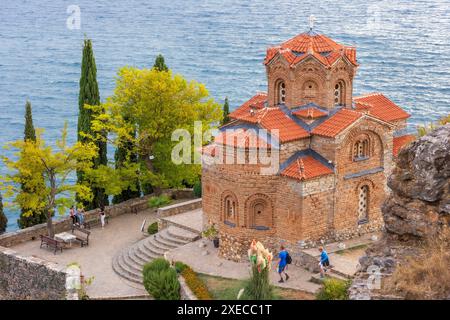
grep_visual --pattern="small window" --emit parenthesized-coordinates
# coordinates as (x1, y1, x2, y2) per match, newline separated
(225, 197, 235, 219)
(277, 81, 286, 104)
(334, 81, 345, 106)
(304, 81, 317, 98)
(353, 139, 369, 160)
(358, 185, 369, 224)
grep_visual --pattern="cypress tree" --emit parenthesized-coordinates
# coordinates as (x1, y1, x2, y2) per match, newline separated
(17, 101, 47, 229)
(222, 97, 230, 125)
(77, 38, 108, 210)
(0, 192, 7, 234)
(153, 54, 168, 72)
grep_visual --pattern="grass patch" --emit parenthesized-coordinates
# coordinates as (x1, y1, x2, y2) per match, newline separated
(148, 195, 172, 208)
(316, 278, 351, 300)
(197, 273, 314, 300)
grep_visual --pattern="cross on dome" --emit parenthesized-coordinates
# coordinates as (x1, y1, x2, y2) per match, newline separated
(309, 15, 316, 31)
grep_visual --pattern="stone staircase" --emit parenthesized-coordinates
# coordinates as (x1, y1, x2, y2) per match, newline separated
(112, 226, 200, 284)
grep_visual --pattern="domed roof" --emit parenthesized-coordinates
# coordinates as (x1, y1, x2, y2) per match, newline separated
(264, 30, 357, 68)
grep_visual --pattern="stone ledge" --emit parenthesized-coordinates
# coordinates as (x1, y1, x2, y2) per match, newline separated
(157, 198, 202, 218)
(179, 274, 198, 300)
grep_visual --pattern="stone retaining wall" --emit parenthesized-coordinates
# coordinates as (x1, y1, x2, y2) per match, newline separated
(0, 195, 152, 248)
(157, 198, 202, 219)
(0, 246, 72, 300)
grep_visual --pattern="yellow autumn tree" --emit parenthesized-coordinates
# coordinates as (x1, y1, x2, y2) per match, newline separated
(0, 122, 97, 237)
(87, 67, 222, 193)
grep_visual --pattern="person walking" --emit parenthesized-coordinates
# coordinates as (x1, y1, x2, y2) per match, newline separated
(78, 207, 85, 228)
(277, 245, 290, 283)
(318, 246, 330, 278)
(99, 205, 106, 229)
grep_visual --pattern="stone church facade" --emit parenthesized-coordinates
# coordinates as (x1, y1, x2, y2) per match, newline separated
(201, 29, 414, 261)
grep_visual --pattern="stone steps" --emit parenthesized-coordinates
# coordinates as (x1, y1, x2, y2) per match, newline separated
(112, 226, 199, 285)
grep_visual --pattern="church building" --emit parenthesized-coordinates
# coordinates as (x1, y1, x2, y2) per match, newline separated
(201, 27, 414, 261)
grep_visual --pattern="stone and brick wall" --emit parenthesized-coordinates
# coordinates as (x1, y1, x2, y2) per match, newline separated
(0, 189, 194, 248)
(266, 58, 356, 109)
(0, 246, 71, 300)
(0, 195, 150, 248)
(202, 116, 394, 262)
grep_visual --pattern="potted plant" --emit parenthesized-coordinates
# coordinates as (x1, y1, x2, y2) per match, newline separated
(202, 223, 219, 248)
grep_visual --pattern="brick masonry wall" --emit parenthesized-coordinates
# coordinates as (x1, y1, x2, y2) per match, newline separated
(266, 58, 356, 109)
(0, 246, 70, 300)
(203, 116, 394, 261)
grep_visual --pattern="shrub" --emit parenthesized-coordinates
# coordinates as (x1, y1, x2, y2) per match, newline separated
(147, 222, 158, 235)
(148, 195, 172, 208)
(244, 265, 274, 300)
(316, 278, 351, 300)
(181, 265, 212, 300)
(174, 261, 188, 273)
(193, 180, 202, 198)
(142, 258, 180, 300)
(143, 258, 170, 274)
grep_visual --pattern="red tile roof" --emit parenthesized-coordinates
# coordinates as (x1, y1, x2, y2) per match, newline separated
(280, 155, 333, 181)
(213, 129, 271, 149)
(293, 107, 327, 119)
(230, 95, 309, 143)
(265, 31, 357, 68)
(311, 108, 363, 137)
(354, 93, 410, 122)
(393, 134, 415, 157)
(229, 93, 267, 120)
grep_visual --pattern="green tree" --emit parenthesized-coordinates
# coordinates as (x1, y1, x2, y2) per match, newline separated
(153, 54, 169, 72)
(0, 192, 7, 234)
(18, 101, 47, 228)
(112, 134, 141, 204)
(139, 53, 169, 195)
(222, 97, 230, 125)
(77, 38, 108, 210)
(88, 67, 222, 195)
(0, 123, 97, 237)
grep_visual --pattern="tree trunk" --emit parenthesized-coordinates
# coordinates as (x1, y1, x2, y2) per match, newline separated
(143, 153, 161, 195)
(46, 211, 54, 238)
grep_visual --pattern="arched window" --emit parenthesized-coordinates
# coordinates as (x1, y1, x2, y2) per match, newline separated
(277, 80, 286, 104)
(353, 139, 370, 160)
(358, 185, 369, 224)
(221, 191, 238, 227)
(334, 80, 345, 106)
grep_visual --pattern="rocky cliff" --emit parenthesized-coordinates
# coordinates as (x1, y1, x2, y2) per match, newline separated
(349, 124, 450, 300)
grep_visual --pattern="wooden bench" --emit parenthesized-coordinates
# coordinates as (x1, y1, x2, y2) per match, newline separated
(71, 226, 91, 247)
(40, 235, 63, 254)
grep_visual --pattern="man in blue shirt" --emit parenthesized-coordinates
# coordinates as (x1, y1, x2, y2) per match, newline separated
(277, 245, 290, 283)
(319, 247, 330, 278)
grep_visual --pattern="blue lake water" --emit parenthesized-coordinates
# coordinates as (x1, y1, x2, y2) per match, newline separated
(1, 0, 449, 231)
